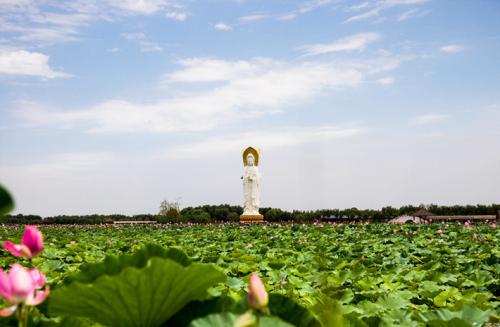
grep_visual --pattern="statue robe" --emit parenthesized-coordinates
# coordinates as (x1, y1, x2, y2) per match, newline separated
(243, 165, 260, 215)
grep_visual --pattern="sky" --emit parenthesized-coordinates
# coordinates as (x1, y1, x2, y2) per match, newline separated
(1, 0, 500, 216)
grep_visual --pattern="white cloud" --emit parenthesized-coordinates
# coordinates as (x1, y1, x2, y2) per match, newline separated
(439, 44, 464, 54)
(106, 0, 176, 15)
(344, 0, 431, 23)
(121, 32, 146, 40)
(297, 0, 332, 13)
(0, 49, 69, 78)
(18, 56, 380, 133)
(164, 57, 274, 82)
(238, 14, 268, 23)
(344, 7, 382, 23)
(279, 0, 332, 20)
(140, 41, 162, 52)
(397, 8, 415, 21)
(278, 14, 297, 21)
(0, 0, 185, 48)
(169, 125, 365, 157)
(165, 11, 187, 21)
(300, 32, 381, 56)
(383, 0, 430, 5)
(214, 22, 232, 31)
(16, 43, 405, 133)
(122, 32, 162, 52)
(349, 2, 371, 11)
(376, 76, 394, 85)
(397, 8, 431, 21)
(411, 113, 449, 124)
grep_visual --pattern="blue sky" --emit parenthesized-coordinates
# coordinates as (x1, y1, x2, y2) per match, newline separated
(1, 0, 500, 216)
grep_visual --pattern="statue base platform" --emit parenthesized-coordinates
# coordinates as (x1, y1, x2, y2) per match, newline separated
(240, 214, 264, 223)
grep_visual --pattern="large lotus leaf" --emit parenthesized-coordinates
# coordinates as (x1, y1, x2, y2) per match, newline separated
(0, 184, 14, 216)
(165, 296, 247, 326)
(268, 294, 321, 327)
(418, 305, 491, 326)
(49, 258, 226, 327)
(188, 313, 294, 327)
(66, 244, 190, 284)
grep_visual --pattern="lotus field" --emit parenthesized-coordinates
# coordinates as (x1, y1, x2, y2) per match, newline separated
(0, 222, 498, 326)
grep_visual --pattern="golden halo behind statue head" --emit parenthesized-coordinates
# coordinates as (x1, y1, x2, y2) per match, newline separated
(242, 146, 260, 166)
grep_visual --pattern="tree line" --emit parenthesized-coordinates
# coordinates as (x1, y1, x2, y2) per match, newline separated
(2, 203, 500, 224)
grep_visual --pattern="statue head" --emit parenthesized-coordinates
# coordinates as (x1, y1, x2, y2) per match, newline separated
(242, 146, 260, 167)
(247, 154, 255, 166)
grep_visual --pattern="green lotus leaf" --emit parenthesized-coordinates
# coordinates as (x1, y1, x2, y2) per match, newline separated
(188, 312, 294, 327)
(49, 257, 226, 327)
(268, 294, 321, 327)
(0, 184, 14, 216)
(165, 296, 246, 326)
(418, 305, 491, 326)
(66, 244, 191, 284)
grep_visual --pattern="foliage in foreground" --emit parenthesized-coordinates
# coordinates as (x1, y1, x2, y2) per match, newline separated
(0, 222, 497, 326)
(0, 184, 498, 326)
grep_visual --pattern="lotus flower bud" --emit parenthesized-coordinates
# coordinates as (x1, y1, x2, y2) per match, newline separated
(3, 226, 43, 258)
(247, 273, 268, 311)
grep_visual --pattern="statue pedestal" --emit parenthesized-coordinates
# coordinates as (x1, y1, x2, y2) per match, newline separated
(240, 214, 264, 223)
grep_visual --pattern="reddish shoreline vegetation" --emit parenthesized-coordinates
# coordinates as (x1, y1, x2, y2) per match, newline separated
(0, 184, 499, 326)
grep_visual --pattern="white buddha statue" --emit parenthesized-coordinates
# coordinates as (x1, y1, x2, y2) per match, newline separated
(242, 153, 261, 215)
(240, 147, 263, 222)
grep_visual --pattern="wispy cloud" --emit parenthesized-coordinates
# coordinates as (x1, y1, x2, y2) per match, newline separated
(397, 8, 431, 21)
(344, 0, 431, 23)
(165, 11, 188, 21)
(300, 32, 381, 56)
(121, 32, 146, 40)
(238, 14, 268, 23)
(348, 2, 371, 11)
(121, 32, 162, 53)
(278, 0, 332, 21)
(140, 41, 163, 52)
(376, 76, 394, 85)
(104, 0, 181, 15)
(164, 58, 274, 82)
(169, 125, 366, 157)
(18, 51, 403, 133)
(439, 44, 464, 54)
(345, 7, 382, 23)
(214, 22, 232, 31)
(0, 49, 70, 78)
(411, 113, 449, 124)
(0, 0, 186, 48)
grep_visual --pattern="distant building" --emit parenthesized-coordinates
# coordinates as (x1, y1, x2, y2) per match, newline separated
(412, 209, 434, 219)
(427, 215, 496, 222)
(413, 208, 498, 223)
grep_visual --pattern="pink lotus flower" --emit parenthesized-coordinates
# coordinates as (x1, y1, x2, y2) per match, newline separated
(3, 226, 44, 258)
(0, 264, 50, 317)
(248, 273, 268, 311)
(472, 232, 477, 240)
(437, 229, 443, 237)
